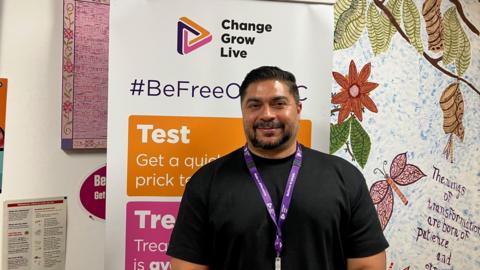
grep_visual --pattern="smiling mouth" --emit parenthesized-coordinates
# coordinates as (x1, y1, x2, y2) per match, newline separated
(255, 127, 281, 137)
(257, 128, 277, 133)
(254, 121, 283, 129)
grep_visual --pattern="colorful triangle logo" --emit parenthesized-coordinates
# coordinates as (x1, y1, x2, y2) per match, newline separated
(177, 17, 212, 55)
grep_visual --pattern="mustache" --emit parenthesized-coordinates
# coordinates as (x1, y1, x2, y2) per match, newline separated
(253, 120, 284, 129)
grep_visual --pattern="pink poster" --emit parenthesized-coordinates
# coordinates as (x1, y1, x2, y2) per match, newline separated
(79, 165, 106, 220)
(125, 202, 179, 270)
(62, 0, 109, 149)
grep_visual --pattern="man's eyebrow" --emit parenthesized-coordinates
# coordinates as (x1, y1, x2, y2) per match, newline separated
(245, 96, 289, 103)
(271, 96, 289, 102)
(245, 97, 261, 103)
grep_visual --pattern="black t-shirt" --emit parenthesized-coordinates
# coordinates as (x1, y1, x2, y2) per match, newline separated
(167, 145, 388, 270)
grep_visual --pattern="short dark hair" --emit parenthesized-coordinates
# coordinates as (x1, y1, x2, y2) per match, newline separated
(239, 66, 299, 103)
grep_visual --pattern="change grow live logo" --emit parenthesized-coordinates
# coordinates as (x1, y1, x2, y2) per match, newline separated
(177, 17, 212, 55)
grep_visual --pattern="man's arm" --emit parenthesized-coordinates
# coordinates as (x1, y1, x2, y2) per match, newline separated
(171, 257, 209, 270)
(347, 251, 386, 270)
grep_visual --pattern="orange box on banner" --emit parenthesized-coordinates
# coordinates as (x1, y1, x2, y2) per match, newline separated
(127, 115, 311, 196)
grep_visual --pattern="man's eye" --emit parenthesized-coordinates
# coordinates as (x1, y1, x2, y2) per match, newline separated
(248, 103, 260, 109)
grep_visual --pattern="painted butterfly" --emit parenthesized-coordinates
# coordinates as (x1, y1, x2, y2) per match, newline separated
(369, 153, 426, 230)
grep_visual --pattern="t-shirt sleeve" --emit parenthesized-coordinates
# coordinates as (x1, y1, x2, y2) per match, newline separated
(166, 167, 212, 265)
(345, 164, 389, 258)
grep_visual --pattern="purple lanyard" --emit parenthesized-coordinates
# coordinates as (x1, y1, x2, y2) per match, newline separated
(243, 144, 303, 259)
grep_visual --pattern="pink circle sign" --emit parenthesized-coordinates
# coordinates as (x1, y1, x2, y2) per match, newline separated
(80, 165, 106, 220)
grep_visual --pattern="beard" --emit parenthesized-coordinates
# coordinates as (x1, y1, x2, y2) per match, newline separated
(249, 120, 292, 150)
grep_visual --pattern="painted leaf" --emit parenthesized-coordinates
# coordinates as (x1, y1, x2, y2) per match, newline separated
(442, 7, 463, 65)
(390, 152, 407, 179)
(402, 0, 424, 53)
(329, 117, 351, 154)
(456, 33, 471, 77)
(367, 2, 386, 55)
(379, 0, 403, 52)
(394, 164, 426, 185)
(334, 0, 367, 50)
(439, 82, 465, 141)
(370, 180, 389, 204)
(350, 117, 371, 168)
(422, 0, 443, 52)
(375, 187, 394, 230)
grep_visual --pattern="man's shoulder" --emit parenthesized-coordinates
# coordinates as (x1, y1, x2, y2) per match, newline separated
(302, 145, 355, 168)
(191, 147, 243, 176)
(301, 145, 365, 181)
(205, 147, 243, 168)
(185, 147, 243, 189)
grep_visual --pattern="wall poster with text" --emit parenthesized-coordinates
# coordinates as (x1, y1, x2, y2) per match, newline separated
(2, 197, 67, 270)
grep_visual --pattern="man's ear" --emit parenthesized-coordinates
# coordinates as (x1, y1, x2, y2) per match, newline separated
(297, 102, 302, 114)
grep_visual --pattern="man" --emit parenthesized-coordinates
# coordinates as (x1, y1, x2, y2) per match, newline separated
(167, 66, 389, 270)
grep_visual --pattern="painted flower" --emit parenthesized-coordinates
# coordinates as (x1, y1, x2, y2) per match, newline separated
(63, 101, 73, 113)
(64, 28, 73, 40)
(331, 60, 379, 124)
(64, 59, 73, 73)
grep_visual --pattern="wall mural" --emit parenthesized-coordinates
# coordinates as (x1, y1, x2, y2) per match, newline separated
(330, 0, 479, 268)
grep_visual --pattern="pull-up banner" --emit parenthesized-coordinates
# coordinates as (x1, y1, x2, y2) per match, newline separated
(107, 1, 333, 269)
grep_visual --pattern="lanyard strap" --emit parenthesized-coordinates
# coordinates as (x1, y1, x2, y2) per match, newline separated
(243, 144, 303, 257)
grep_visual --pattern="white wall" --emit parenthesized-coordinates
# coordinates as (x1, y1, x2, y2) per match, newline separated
(0, 1, 106, 269)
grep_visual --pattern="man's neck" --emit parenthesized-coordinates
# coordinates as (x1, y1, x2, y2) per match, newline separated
(247, 142, 297, 159)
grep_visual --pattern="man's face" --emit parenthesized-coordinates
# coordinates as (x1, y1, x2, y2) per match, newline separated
(241, 79, 302, 151)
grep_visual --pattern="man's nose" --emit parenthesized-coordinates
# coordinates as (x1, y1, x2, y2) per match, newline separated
(259, 105, 275, 120)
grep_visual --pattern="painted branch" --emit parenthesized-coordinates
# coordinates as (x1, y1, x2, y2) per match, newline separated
(345, 141, 355, 161)
(331, 108, 340, 115)
(373, 0, 480, 96)
(423, 53, 480, 95)
(449, 0, 480, 35)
